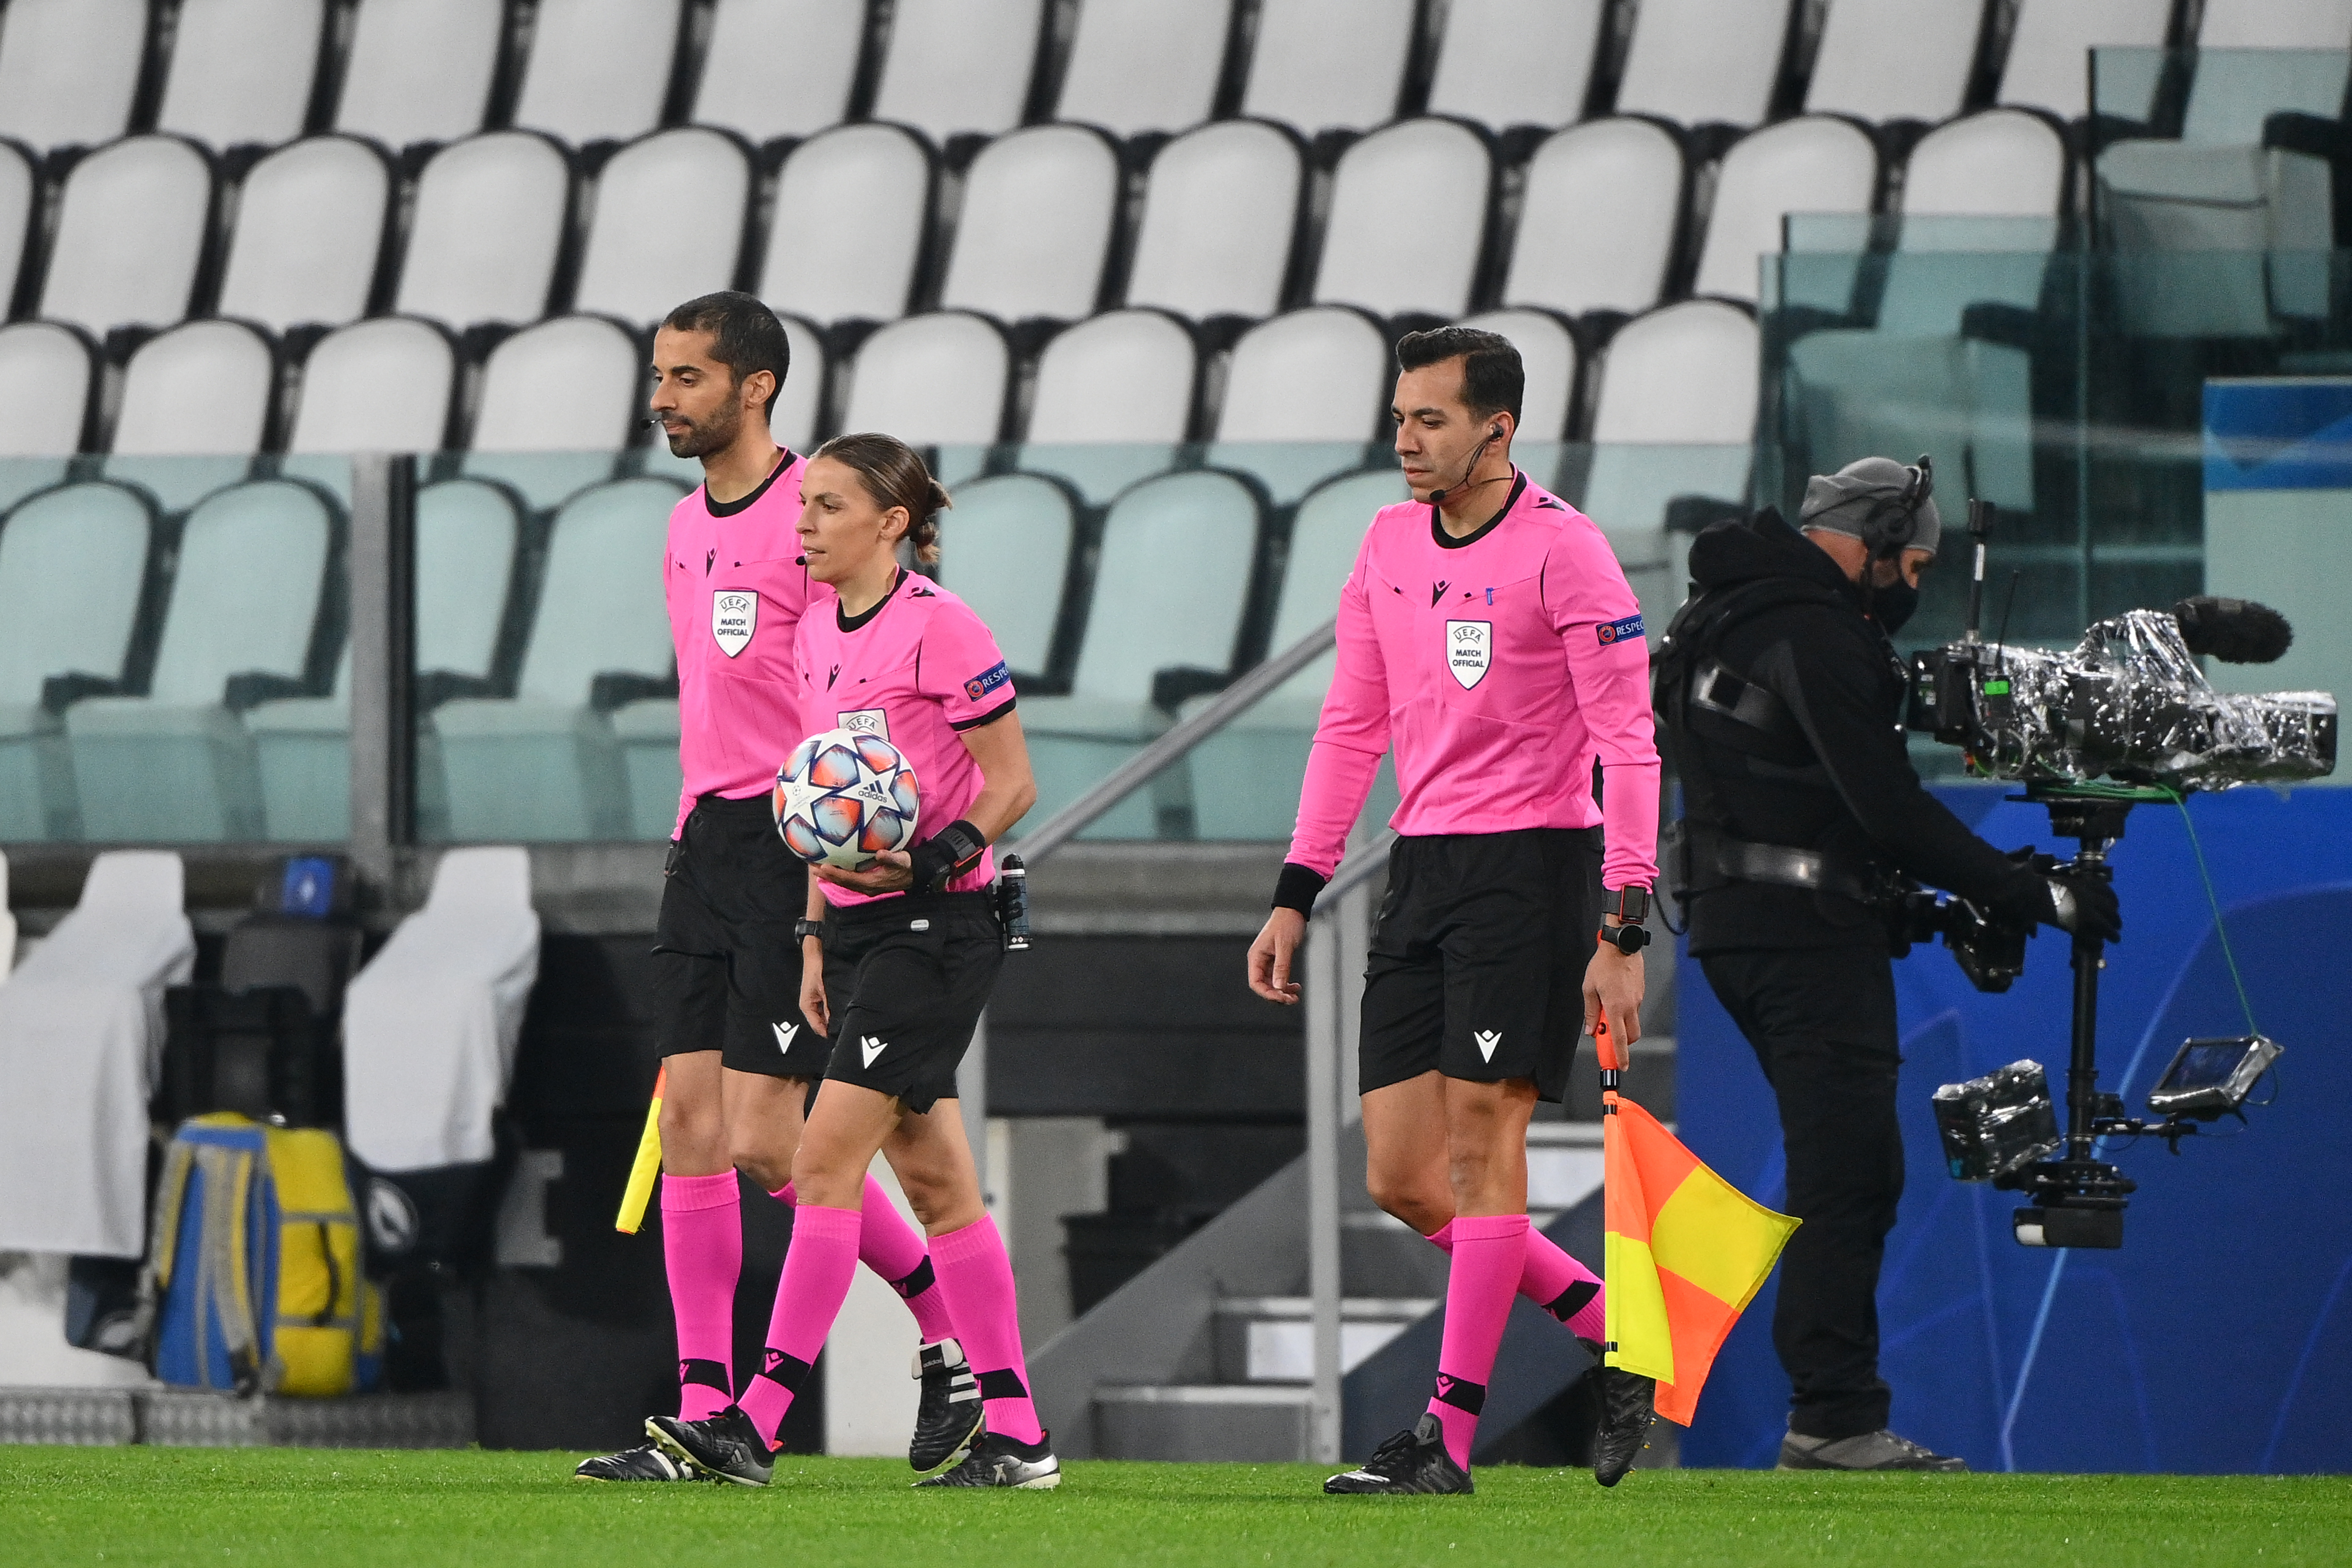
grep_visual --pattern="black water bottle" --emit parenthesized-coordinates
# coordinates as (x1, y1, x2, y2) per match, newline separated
(996, 852, 1032, 952)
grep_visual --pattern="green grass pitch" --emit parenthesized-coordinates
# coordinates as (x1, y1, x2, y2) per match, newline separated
(3, 1448, 2347, 1567)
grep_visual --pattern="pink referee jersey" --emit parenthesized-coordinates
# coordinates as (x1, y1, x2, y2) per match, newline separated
(664, 449, 812, 837)
(1289, 470, 1662, 890)
(795, 570, 1018, 908)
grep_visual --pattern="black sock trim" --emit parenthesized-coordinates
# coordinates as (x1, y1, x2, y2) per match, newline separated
(1432, 1374, 1486, 1416)
(892, 1256, 937, 1300)
(1544, 1279, 1600, 1325)
(678, 1357, 729, 1393)
(753, 1348, 814, 1393)
(976, 1367, 1028, 1401)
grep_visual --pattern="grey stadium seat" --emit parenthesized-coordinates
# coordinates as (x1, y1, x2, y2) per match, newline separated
(1241, 0, 1417, 140)
(283, 317, 459, 501)
(1313, 118, 1492, 321)
(694, 0, 867, 147)
(1206, 306, 1390, 505)
(432, 477, 681, 841)
(1693, 117, 1879, 306)
(335, 0, 505, 150)
(1505, 119, 1683, 324)
(1457, 308, 1578, 444)
(68, 481, 333, 841)
(464, 314, 642, 510)
(1614, 0, 1794, 131)
(106, 321, 275, 514)
(0, 0, 147, 153)
(1427, 0, 1607, 137)
(1997, 0, 2172, 123)
(39, 135, 214, 338)
(0, 483, 150, 840)
(395, 132, 572, 331)
(511, 0, 682, 149)
(1055, 0, 1234, 139)
(0, 322, 93, 512)
(757, 124, 932, 327)
(1124, 120, 1304, 321)
(932, 472, 1076, 678)
(840, 313, 1010, 488)
(1016, 469, 1262, 838)
(215, 136, 391, 335)
(871, 0, 1045, 147)
(939, 125, 1120, 324)
(1021, 308, 1196, 503)
(573, 128, 751, 329)
(155, 0, 327, 152)
(1805, 0, 1984, 126)
(0, 143, 35, 336)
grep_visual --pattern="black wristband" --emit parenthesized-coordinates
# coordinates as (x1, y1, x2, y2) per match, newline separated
(1272, 862, 1328, 916)
(908, 818, 988, 891)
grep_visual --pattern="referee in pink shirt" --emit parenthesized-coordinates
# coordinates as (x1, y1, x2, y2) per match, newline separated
(1248, 327, 1663, 1492)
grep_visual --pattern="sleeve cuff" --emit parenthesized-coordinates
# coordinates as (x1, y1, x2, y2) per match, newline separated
(1272, 862, 1328, 916)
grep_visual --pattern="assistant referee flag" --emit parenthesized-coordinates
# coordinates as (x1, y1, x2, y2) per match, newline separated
(1603, 1089, 1798, 1426)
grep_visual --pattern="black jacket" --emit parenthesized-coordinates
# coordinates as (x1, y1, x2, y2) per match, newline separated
(1671, 509, 2035, 953)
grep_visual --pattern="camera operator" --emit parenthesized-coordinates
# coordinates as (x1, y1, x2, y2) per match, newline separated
(1657, 456, 2121, 1472)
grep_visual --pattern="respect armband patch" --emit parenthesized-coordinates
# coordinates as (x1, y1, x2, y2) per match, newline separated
(962, 660, 1011, 702)
(1597, 614, 1644, 646)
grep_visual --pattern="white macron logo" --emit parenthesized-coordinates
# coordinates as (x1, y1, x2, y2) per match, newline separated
(712, 591, 757, 657)
(1473, 1029, 1502, 1062)
(860, 1034, 887, 1068)
(772, 1022, 798, 1053)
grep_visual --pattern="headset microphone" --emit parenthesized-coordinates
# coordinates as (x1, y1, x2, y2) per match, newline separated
(1428, 425, 1505, 507)
(642, 415, 669, 428)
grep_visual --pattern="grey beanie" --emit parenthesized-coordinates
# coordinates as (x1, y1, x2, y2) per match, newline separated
(1800, 456, 1941, 556)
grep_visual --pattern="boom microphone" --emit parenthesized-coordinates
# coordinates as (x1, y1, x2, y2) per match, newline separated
(2172, 596, 2294, 664)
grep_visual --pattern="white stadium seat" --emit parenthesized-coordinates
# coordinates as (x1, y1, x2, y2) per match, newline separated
(758, 124, 932, 326)
(155, 0, 327, 151)
(0, 0, 147, 152)
(465, 315, 642, 510)
(335, 0, 504, 150)
(694, 0, 868, 147)
(1693, 117, 1879, 305)
(934, 472, 1077, 678)
(1427, 0, 1607, 136)
(39, 135, 214, 338)
(215, 136, 391, 335)
(1022, 309, 1197, 503)
(511, 0, 682, 148)
(871, 0, 1045, 147)
(1504, 119, 1684, 323)
(1056, 0, 1234, 138)
(106, 321, 275, 514)
(395, 132, 572, 331)
(1313, 118, 1492, 321)
(1805, 0, 1984, 126)
(939, 125, 1121, 323)
(1905, 108, 2069, 220)
(1997, 0, 2172, 122)
(841, 313, 1010, 486)
(0, 323, 92, 512)
(1614, 0, 1794, 131)
(1241, 0, 1417, 139)
(1208, 306, 1389, 504)
(283, 317, 459, 501)
(573, 128, 752, 328)
(1124, 120, 1303, 321)
(1457, 308, 1579, 444)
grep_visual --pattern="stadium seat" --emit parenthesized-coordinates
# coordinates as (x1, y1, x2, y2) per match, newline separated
(1614, 0, 1795, 132)
(840, 313, 1010, 487)
(871, 0, 1046, 149)
(463, 315, 641, 510)
(0, 0, 148, 153)
(431, 478, 679, 841)
(572, 128, 751, 328)
(1426, 0, 1607, 140)
(394, 132, 572, 332)
(1055, 0, 1234, 139)
(933, 472, 1077, 679)
(1693, 117, 1879, 306)
(39, 135, 215, 338)
(0, 482, 150, 840)
(1457, 308, 1579, 443)
(214, 136, 391, 335)
(250, 479, 520, 841)
(1122, 119, 1304, 322)
(282, 317, 460, 501)
(1503, 119, 1684, 327)
(1312, 118, 1493, 322)
(510, 0, 683, 149)
(0, 142, 33, 317)
(334, 0, 505, 151)
(1186, 467, 1407, 840)
(155, 0, 327, 153)
(1996, 0, 2172, 123)
(1580, 300, 1759, 638)
(940, 125, 1120, 326)
(68, 481, 333, 841)
(105, 321, 275, 514)
(1021, 308, 1197, 503)
(1804, 0, 1984, 126)
(0, 322, 92, 512)
(694, 0, 867, 148)
(757, 124, 933, 328)
(1206, 306, 1389, 505)
(1240, 0, 1416, 141)
(1016, 469, 1261, 838)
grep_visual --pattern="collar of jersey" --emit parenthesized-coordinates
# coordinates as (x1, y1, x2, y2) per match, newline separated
(701, 447, 798, 518)
(836, 566, 905, 634)
(1428, 470, 1527, 550)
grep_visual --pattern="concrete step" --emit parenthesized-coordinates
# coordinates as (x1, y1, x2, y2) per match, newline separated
(1091, 1384, 1312, 1462)
(0, 1386, 476, 1448)
(1213, 1296, 1437, 1383)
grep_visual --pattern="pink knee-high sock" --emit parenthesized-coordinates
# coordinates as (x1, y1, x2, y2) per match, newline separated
(1426, 1217, 1606, 1342)
(773, 1179, 956, 1342)
(660, 1171, 743, 1421)
(1426, 1213, 1528, 1471)
(927, 1214, 1043, 1445)
(737, 1203, 861, 1448)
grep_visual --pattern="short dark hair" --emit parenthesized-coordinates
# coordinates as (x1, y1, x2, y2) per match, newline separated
(1395, 326, 1523, 427)
(661, 291, 790, 419)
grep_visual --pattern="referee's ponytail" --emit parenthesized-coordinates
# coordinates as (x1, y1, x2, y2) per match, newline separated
(817, 432, 950, 564)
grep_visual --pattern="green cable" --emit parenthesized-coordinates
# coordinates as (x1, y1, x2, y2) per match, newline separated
(2169, 789, 2261, 1037)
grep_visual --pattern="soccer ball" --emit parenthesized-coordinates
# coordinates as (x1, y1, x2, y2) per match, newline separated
(773, 728, 921, 870)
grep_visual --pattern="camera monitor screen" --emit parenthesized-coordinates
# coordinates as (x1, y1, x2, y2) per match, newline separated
(2162, 1043, 2251, 1092)
(2147, 1035, 2280, 1118)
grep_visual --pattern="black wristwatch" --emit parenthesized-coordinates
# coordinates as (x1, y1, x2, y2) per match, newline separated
(1598, 923, 1652, 955)
(1598, 884, 1652, 955)
(794, 918, 825, 943)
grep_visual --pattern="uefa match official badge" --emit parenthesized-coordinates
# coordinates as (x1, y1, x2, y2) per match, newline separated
(838, 707, 890, 742)
(1446, 620, 1491, 689)
(712, 591, 757, 656)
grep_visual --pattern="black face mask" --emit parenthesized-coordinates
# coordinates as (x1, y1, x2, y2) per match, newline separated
(1870, 574, 1921, 635)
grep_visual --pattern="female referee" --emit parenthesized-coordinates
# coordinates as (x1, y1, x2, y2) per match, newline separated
(648, 433, 1056, 1490)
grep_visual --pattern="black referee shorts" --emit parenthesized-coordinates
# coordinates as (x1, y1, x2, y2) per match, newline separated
(818, 890, 1002, 1116)
(1358, 827, 1606, 1103)
(651, 793, 831, 1080)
